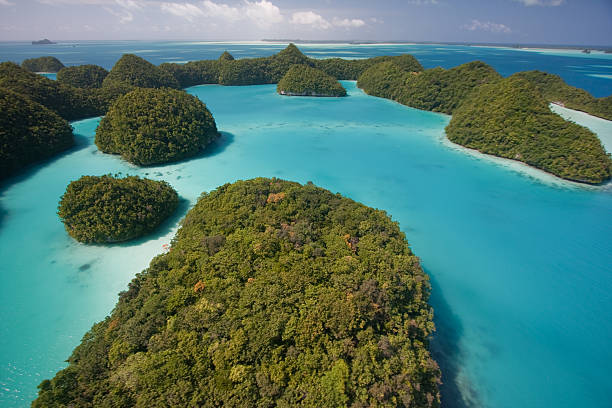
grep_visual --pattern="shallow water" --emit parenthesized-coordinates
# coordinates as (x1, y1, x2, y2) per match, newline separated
(1, 45, 612, 408)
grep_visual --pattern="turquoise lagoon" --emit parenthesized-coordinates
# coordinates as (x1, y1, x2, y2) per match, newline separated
(1, 65, 612, 407)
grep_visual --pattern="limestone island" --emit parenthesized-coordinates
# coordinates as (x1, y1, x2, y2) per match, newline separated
(31, 39, 56, 45)
(58, 175, 178, 244)
(36, 178, 441, 407)
(95, 87, 219, 166)
(21, 56, 64, 73)
(277, 64, 347, 97)
(57, 64, 109, 89)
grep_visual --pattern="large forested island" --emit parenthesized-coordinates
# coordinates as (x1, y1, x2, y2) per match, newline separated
(58, 175, 179, 243)
(277, 64, 347, 97)
(36, 178, 441, 407)
(95, 87, 219, 166)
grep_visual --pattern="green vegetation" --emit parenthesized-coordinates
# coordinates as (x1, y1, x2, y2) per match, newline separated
(315, 54, 424, 80)
(103, 54, 180, 89)
(446, 77, 611, 184)
(21, 56, 64, 72)
(0, 87, 73, 180)
(95, 87, 219, 166)
(58, 175, 178, 243)
(277, 65, 347, 97)
(0, 62, 105, 121)
(57, 64, 109, 89)
(511, 70, 612, 120)
(358, 61, 501, 114)
(36, 178, 441, 407)
(219, 51, 235, 61)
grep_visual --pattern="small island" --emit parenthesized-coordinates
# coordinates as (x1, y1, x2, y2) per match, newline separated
(37, 178, 441, 407)
(21, 56, 64, 73)
(0, 87, 73, 180)
(57, 64, 108, 89)
(103, 53, 180, 89)
(277, 64, 347, 97)
(32, 39, 56, 45)
(95, 87, 219, 165)
(58, 175, 179, 243)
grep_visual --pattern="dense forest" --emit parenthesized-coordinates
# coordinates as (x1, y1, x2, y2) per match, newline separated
(95, 87, 219, 166)
(446, 77, 611, 184)
(58, 175, 179, 243)
(36, 178, 441, 407)
(510, 70, 612, 120)
(57, 64, 109, 89)
(358, 60, 501, 114)
(21, 56, 64, 72)
(0, 87, 73, 180)
(103, 54, 180, 89)
(277, 65, 347, 97)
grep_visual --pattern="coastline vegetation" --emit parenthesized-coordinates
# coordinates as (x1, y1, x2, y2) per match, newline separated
(37, 178, 441, 407)
(277, 64, 347, 97)
(57, 64, 109, 89)
(0, 87, 73, 180)
(446, 77, 611, 184)
(58, 175, 179, 243)
(95, 87, 219, 166)
(21, 56, 64, 72)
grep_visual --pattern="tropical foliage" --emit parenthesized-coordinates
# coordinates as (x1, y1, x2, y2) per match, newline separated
(58, 175, 179, 243)
(446, 77, 611, 184)
(358, 61, 501, 114)
(277, 65, 347, 97)
(315, 54, 424, 80)
(95, 87, 219, 165)
(0, 87, 73, 180)
(21, 56, 64, 72)
(36, 178, 441, 407)
(103, 54, 180, 89)
(57, 64, 109, 89)
(511, 70, 612, 120)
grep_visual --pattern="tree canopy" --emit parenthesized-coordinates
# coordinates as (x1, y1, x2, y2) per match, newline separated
(36, 178, 440, 407)
(0, 87, 73, 180)
(58, 175, 179, 243)
(95, 87, 219, 166)
(103, 54, 180, 89)
(277, 64, 347, 97)
(57, 64, 109, 89)
(21, 56, 65, 72)
(446, 76, 611, 184)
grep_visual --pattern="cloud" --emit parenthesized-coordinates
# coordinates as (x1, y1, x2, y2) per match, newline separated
(514, 0, 563, 5)
(200, 0, 240, 21)
(115, 0, 143, 10)
(407, 0, 438, 4)
(161, 2, 204, 21)
(462, 19, 511, 33)
(38, 0, 122, 4)
(0, 0, 15, 5)
(290, 11, 331, 30)
(104, 5, 134, 23)
(332, 17, 365, 28)
(244, 0, 283, 28)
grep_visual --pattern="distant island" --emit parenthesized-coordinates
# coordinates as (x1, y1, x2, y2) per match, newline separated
(32, 39, 56, 45)
(277, 64, 347, 97)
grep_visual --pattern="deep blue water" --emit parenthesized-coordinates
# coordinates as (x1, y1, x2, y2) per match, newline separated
(0, 43, 611, 408)
(1, 40, 612, 96)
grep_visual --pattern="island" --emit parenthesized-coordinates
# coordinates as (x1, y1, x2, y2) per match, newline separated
(21, 56, 64, 73)
(0, 87, 73, 180)
(32, 39, 56, 45)
(103, 53, 180, 89)
(277, 64, 346, 97)
(35, 178, 441, 407)
(57, 64, 108, 89)
(95, 87, 219, 166)
(57, 175, 179, 243)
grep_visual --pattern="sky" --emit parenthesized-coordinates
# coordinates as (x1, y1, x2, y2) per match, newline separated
(0, 0, 611, 45)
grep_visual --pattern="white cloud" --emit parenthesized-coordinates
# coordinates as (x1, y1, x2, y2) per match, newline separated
(332, 17, 365, 28)
(514, 0, 563, 5)
(244, 0, 283, 28)
(38, 0, 122, 4)
(115, 0, 143, 10)
(161, 2, 204, 21)
(290, 11, 331, 30)
(462, 19, 511, 33)
(0, 0, 15, 6)
(200, 0, 240, 21)
(408, 0, 438, 4)
(104, 5, 134, 23)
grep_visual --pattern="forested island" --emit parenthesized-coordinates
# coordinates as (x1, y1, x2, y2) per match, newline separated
(95, 88, 219, 166)
(36, 178, 441, 407)
(1, 43, 610, 182)
(58, 175, 178, 243)
(277, 64, 346, 97)
(21, 56, 64, 72)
